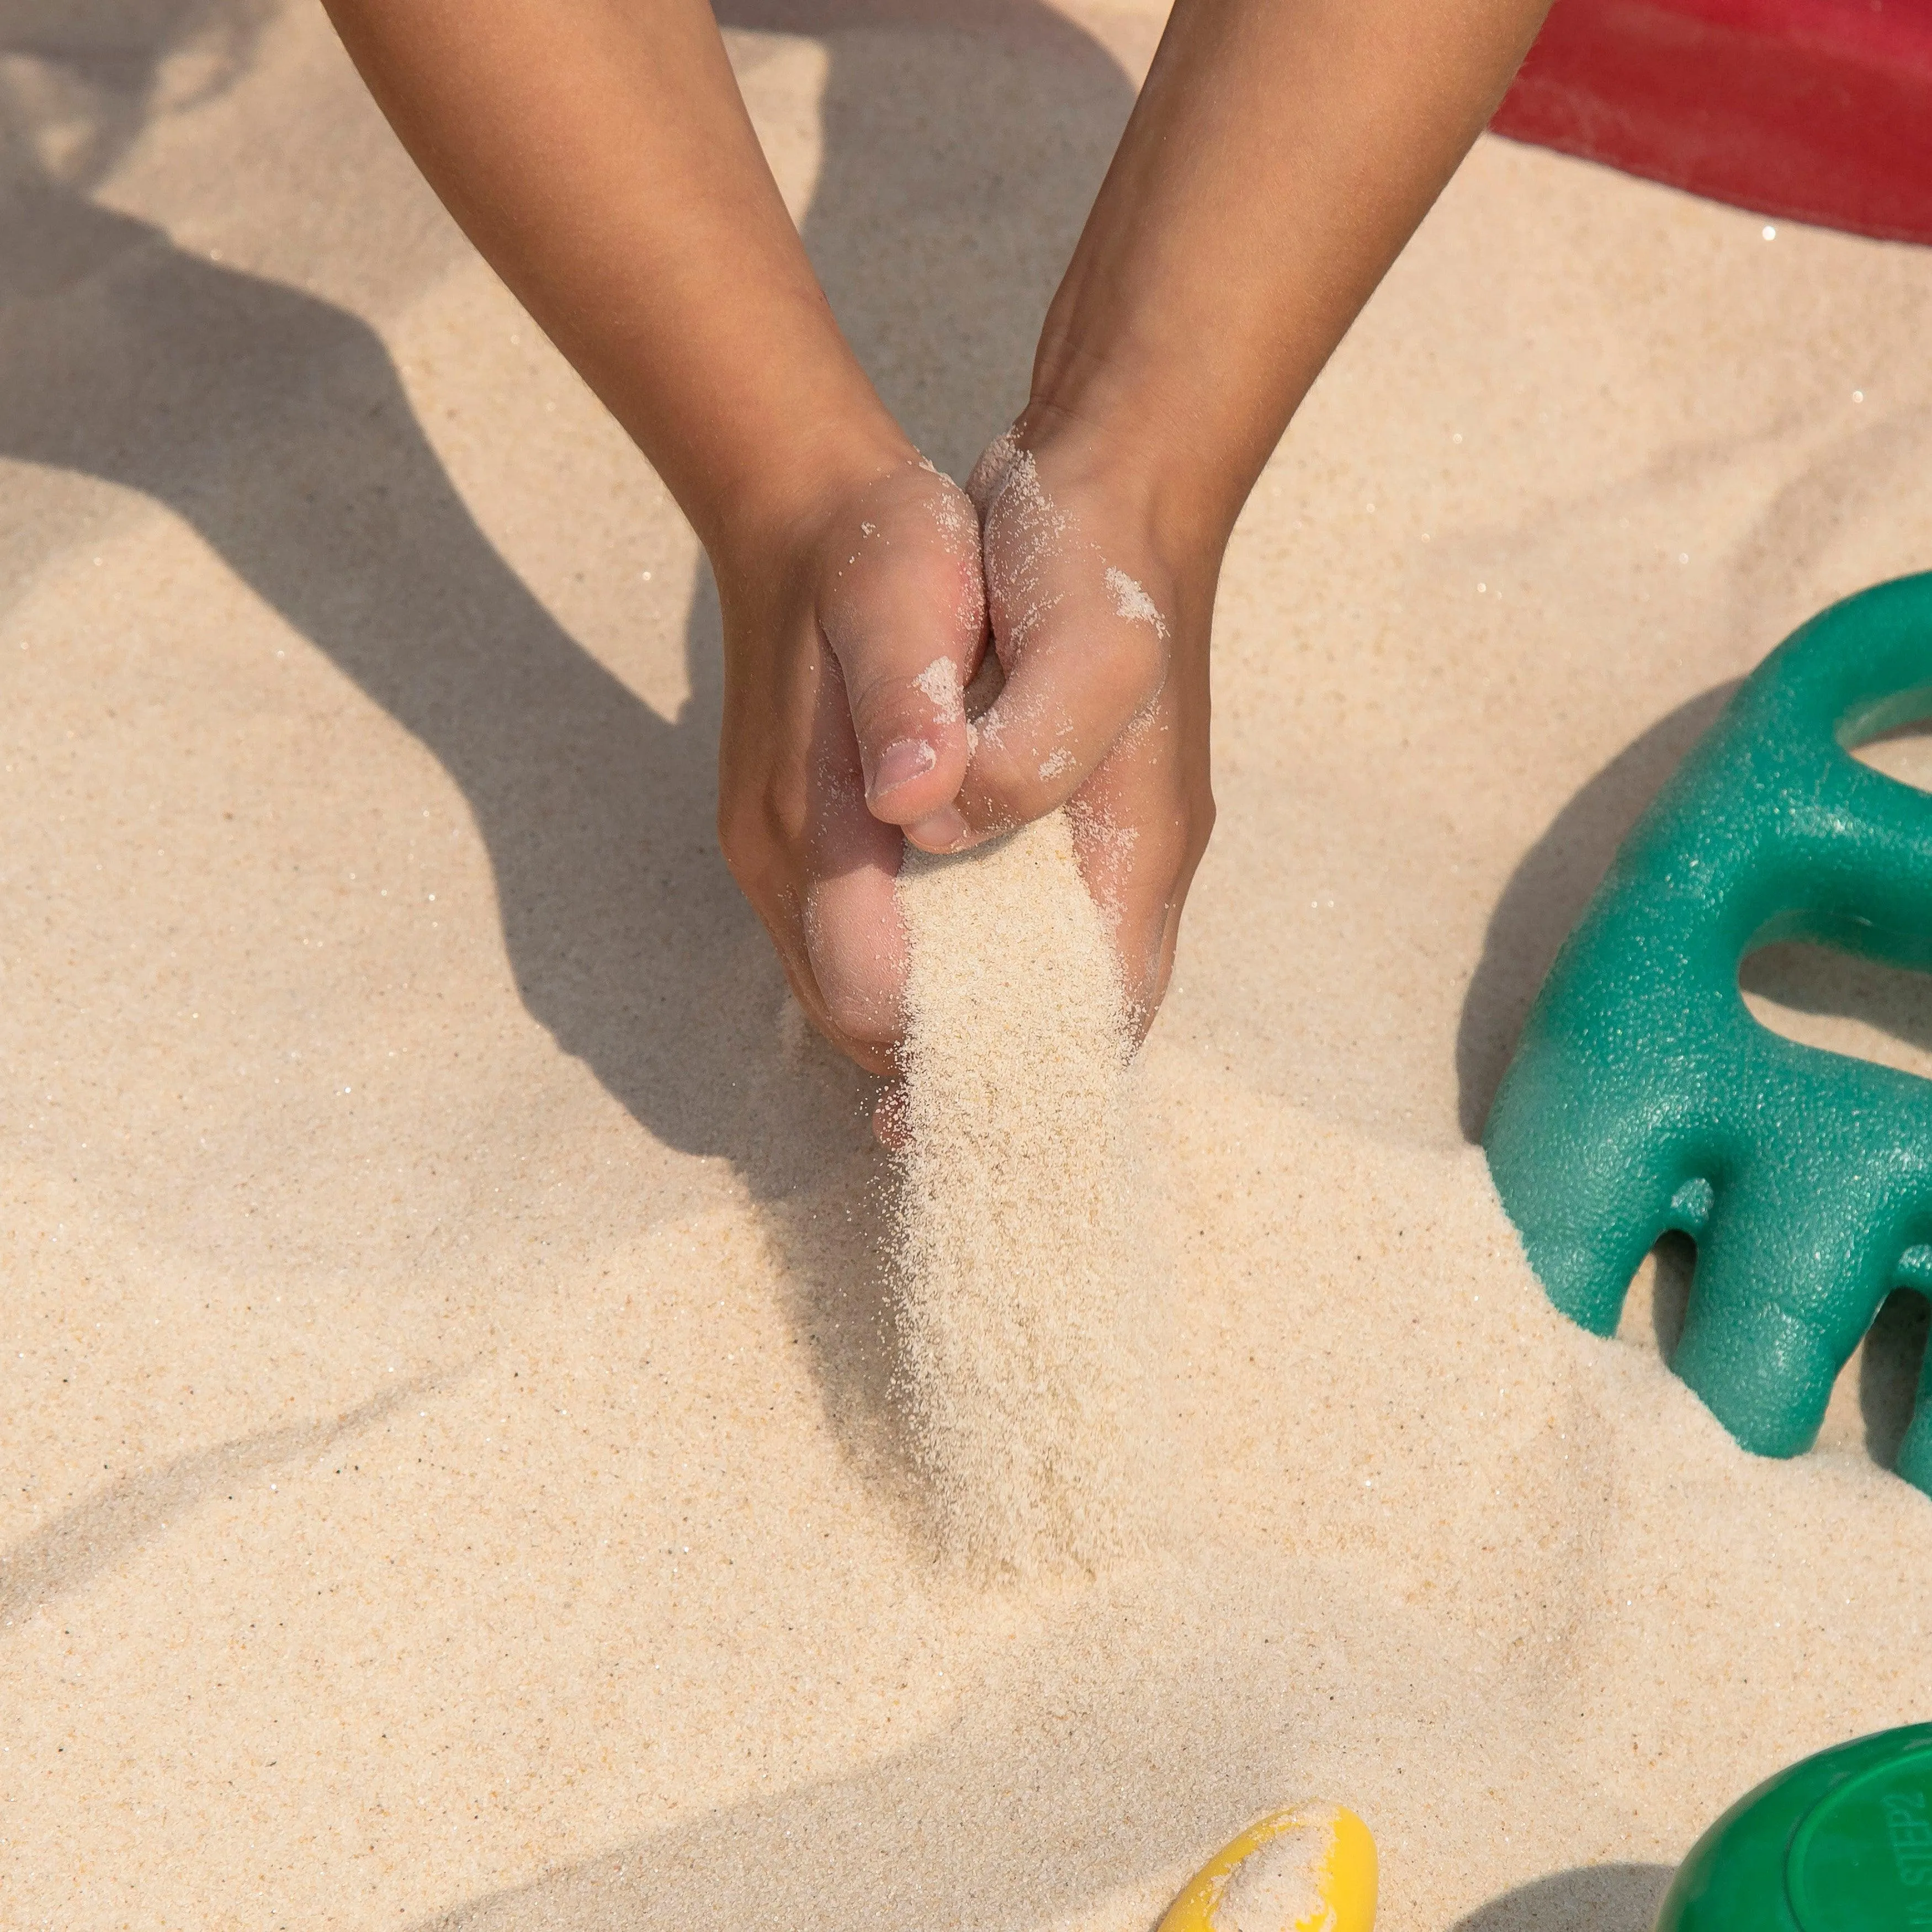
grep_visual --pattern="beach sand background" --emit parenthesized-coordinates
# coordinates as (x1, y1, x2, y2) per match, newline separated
(6, 2, 1932, 1925)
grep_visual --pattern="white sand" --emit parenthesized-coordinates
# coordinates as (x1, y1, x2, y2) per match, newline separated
(894, 812, 1161, 1572)
(1216, 1812, 1341, 1932)
(6, 3, 1932, 1929)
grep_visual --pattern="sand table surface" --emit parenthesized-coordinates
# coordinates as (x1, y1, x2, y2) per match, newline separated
(7, 3, 1932, 1926)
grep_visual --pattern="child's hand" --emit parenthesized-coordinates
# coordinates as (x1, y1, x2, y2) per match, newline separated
(890, 0, 1557, 1041)
(714, 452, 986, 1072)
(317, 0, 991, 1077)
(916, 422, 1216, 1036)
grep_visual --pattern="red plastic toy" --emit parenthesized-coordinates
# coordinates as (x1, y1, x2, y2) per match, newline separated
(1492, 0, 1932, 245)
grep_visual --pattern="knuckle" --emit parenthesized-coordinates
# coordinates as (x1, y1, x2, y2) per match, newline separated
(847, 678, 926, 750)
(850, 657, 969, 750)
(814, 969, 901, 1049)
(974, 772, 1053, 832)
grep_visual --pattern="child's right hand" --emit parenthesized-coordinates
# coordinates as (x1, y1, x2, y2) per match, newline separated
(933, 421, 1219, 1042)
(881, 0, 1558, 1047)
(713, 449, 987, 1074)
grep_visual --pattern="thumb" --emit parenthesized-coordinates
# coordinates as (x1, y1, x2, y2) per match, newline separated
(819, 473, 987, 831)
(932, 437, 1169, 848)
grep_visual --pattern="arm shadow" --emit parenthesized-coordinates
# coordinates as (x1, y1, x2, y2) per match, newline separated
(1451, 1864, 1675, 1932)
(0, 0, 1136, 1508)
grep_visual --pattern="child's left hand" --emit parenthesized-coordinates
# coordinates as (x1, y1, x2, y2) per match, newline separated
(909, 420, 1217, 1038)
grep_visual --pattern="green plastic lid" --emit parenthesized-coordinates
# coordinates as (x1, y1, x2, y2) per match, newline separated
(1655, 1724, 1932, 1931)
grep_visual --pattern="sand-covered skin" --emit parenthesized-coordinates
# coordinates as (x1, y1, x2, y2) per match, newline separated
(894, 813, 1163, 1570)
(6, 3, 1932, 1929)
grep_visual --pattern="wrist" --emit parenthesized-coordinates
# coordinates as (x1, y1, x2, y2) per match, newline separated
(1013, 358, 1243, 584)
(697, 399, 921, 587)
(976, 397, 1228, 689)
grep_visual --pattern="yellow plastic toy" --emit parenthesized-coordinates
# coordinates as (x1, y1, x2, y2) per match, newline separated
(1158, 1803, 1377, 1932)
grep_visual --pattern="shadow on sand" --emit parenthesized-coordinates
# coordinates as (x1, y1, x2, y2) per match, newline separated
(0, 0, 1134, 1515)
(1451, 1862, 1675, 1932)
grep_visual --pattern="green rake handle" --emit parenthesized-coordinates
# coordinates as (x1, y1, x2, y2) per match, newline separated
(1485, 572, 1932, 1484)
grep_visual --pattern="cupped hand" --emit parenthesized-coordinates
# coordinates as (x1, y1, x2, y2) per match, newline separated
(714, 449, 988, 1074)
(917, 419, 1218, 1036)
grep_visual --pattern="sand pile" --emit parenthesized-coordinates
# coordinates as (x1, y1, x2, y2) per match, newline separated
(894, 812, 1164, 1570)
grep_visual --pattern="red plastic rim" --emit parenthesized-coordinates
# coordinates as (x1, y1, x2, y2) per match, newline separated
(1490, 0, 1932, 245)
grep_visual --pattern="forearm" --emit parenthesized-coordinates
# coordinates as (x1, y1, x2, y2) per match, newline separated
(1033, 0, 1553, 552)
(320, 0, 909, 559)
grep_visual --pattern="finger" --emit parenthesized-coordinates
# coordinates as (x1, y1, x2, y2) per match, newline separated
(797, 650, 912, 1064)
(802, 828, 907, 1060)
(719, 638, 910, 1077)
(919, 448, 1167, 851)
(729, 864, 898, 1079)
(820, 486, 986, 831)
(1067, 755, 1187, 1026)
(725, 838, 899, 1078)
(1063, 691, 1213, 1034)
(782, 932, 897, 1078)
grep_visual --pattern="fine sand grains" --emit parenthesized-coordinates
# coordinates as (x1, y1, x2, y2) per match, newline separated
(893, 812, 1165, 1571)
(1216, 1811, 1344, 1932)
(21, 10, 1932, 1924)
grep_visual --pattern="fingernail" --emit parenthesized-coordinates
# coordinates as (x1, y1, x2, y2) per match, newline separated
(904, 805, 970, 853)
(868, 737, 937, 803)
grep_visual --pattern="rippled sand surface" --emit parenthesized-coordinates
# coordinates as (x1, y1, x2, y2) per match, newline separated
(4, 4, 1931, 1926)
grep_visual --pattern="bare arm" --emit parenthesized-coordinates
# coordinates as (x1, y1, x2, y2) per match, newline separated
(320, 0, 1554, 1076)
(933, 0, 1554, 1033)
(319, 0, 896, 559)
(1038, 0, 1555, 551)
(320, 0, 991, 1072)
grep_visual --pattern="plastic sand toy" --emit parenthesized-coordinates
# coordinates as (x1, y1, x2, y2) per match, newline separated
(1158, 1803, 1377, 1932)
(1653, 1723, 1932, 1930)
(1484, 573, 1932, 1488)
(1493, 0, 1932, 248)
